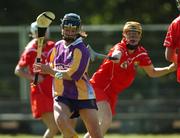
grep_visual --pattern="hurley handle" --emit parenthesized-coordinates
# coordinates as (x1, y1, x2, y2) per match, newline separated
(33, 58, 41, 85)
(32, 32, 45, 85)
(107, 56, 119, 60)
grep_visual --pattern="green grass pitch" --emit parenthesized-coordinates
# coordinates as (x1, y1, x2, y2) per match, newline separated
(0, 134, 180, 138)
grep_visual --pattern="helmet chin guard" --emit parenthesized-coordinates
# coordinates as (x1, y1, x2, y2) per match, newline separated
(126, 43, 138, 50)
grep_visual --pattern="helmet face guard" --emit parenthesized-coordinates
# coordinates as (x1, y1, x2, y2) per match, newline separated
(123, 21, 142, 49)
(123, 21, 142, 36)
(176, 0, 180, 11)
(61, 13, 81, 41)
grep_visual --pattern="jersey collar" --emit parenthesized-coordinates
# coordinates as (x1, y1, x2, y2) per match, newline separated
(64, 37, 83, 48)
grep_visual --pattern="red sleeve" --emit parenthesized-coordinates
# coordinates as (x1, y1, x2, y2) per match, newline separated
(18, 51, 36, 67)
(18, 39, 37, 67)
(163, 23, 175, 48)
(163, 16, 180, 49)
(108, 43, 125, 57)
(138, 48, 152, 66)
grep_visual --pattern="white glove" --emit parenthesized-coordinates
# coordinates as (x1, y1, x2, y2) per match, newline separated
(111, 50, 121, 63)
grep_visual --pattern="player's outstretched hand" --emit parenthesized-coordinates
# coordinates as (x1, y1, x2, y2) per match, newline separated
(33, 63, 52, 75)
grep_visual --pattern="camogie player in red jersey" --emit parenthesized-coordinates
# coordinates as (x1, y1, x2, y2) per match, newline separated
(14, 21, 59, 138)
(164, 0, 180, 82)
(84, 21, 176, 138)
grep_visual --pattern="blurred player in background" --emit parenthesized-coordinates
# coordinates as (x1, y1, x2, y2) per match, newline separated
(33, 13, 103, 138)
(84, 21, 176, 137)
(14, 21, 59, 138)
(164, 0, 180, 82)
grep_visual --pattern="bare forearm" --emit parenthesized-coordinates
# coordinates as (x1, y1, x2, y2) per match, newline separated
(14, 67, 33, 81)
(143, 63, 176, 78)
(152, 67, 172, 78)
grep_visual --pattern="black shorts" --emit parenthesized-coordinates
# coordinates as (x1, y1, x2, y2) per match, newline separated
(54, 96, 98, 118)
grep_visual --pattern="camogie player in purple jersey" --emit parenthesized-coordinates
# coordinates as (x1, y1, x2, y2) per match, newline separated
(34, 13, 103, 138)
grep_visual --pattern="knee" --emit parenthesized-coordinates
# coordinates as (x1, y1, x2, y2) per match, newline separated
(56, 116, 65, 125)
(56, 114, 67, 126)
(106, 114, 112, 123)
(100, 113, 112, 126)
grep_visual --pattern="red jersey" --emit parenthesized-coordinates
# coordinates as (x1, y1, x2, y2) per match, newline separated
(90, 39, 152, 94)
(164, 15, 180, 49)
(163, 15, 180, 82)
(17, 39, 55, 98)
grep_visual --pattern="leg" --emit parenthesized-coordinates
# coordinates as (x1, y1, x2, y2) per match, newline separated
(54, 101, 78, 138)
(97, 101, 112, 135)
(69, 118, 78, 130)
(80, 109, 103, 138)
(84, 101, 112, 138)
(41, 112, 59, 138)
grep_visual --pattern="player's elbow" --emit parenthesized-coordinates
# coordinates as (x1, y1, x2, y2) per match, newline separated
(147, 73, 156, 78)
(14, 66, 21, 76)
(165, 48, 176, 63)
(146, 70, 157, 78)
(148, 74, 157, 78)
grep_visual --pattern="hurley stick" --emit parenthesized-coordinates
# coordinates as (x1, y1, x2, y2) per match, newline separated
(33, 11, 55, 85)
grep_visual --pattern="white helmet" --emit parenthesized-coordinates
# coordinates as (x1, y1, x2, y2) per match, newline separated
(30, 21, 50, 38)
(30, 21, 38, 38)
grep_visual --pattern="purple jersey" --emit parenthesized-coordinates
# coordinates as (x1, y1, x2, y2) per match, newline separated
(49, 37, 95, 100)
